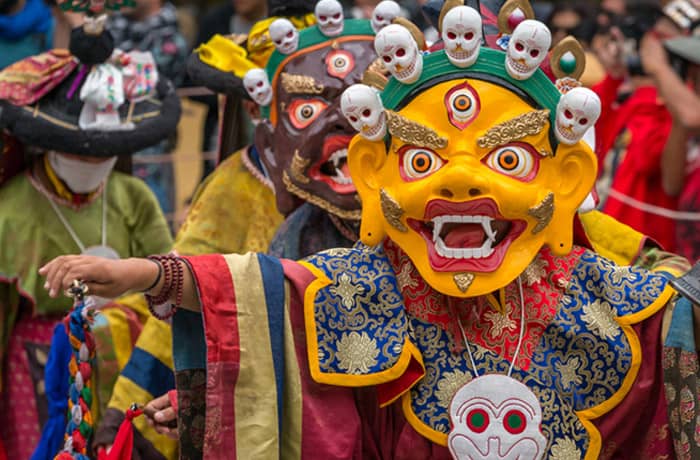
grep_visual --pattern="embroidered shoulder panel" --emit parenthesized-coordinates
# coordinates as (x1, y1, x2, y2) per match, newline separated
(529, 249, 671, 412)
(571, 249, 669, 317)
(303, 244, 408, 377)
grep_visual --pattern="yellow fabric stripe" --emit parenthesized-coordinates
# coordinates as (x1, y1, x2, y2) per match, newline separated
(224, 254, 279, 460)
(135, 316, 174, 369)
(108, 377, 177, 458)
(101, 307, 133, 371)
(280, 281, 302, 460)
(116, 292, 152, 325)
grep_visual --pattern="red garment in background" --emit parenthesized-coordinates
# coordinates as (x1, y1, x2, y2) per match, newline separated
(594, 75, 678, 251)
(676, 140, 700, 263)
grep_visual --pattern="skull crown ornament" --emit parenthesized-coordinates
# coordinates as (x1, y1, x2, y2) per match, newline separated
(505, 19, 551, 80)
(269, 18, 300, 55)
(341, 84, 387, 141)
(374, 23, 423, 84)
(441, 5, 483, 68)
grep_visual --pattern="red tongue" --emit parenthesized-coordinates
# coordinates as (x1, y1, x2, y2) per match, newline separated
(443, 223, 484, 248)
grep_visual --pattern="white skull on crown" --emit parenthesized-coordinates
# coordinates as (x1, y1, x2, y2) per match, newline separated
(315, 0, 344, 37)
(441, 6, 483, 68)
(371, 0, 401, 33)
(374, 24, 423, 84)
(341, 84, 387, 141)
(243, 68, 272, 106)
(269, 18, 299, 55)
(448, 375, 547, 460)
(505, 19, 551, 80)
(555, 87, 601, 145)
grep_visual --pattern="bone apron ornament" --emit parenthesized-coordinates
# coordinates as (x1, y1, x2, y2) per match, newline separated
(448, 278, 547, 460)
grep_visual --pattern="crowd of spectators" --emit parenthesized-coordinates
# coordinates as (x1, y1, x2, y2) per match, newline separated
(1, 0, 700, 262)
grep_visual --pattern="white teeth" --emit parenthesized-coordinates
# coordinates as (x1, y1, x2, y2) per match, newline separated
(328, 149, 352, 185)
(431, 215, 498, 259)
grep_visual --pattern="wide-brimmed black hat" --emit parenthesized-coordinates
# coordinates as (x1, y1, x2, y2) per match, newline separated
(0, 25, 181, 157)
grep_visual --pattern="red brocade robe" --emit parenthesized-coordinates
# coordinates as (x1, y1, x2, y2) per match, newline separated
(172, 241, 698, 459)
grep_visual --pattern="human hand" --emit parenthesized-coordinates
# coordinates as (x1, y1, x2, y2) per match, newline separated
(640, 32, 670, 77)
(592, 27, 626, 79)
(143, 392, 178, 439)
(39, 256, 159, 299)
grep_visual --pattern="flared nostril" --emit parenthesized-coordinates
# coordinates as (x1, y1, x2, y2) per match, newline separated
(440, 188, 454, 198)
(469, 188, 481, 197)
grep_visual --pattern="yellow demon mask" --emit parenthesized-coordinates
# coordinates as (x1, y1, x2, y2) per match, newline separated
(345, 28, 600, 297)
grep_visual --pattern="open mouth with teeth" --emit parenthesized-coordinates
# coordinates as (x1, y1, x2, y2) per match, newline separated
(448, 47, 475, 61)
(361, 115, 386, 139)
(408, 199, 527, 272)
(307, 134, 356, 194)
(556, 124, 577, 141)
(322, 23, 343, 34)
(395, 60, 417, 80)
(506, 56, 533, 75)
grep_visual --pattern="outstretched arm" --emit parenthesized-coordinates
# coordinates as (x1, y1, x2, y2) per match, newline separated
(39, 256, 201, 311)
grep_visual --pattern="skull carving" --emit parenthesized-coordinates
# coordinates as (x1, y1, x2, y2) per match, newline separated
(341, 84, 387, 141)
(505, 20, 551, 80)
(374, 24, 423, 84)
(441, 6, 483, 68)
(315, 0, 344, 37)
(371, 0, 401, 33)
(448, 375, 547, 460)
(269, 18, 299, 55)
(243, 68, 272, 106)
(555, 87, 601, 145)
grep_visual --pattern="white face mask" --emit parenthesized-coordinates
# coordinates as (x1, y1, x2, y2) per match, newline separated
(48, 152, 117, 194)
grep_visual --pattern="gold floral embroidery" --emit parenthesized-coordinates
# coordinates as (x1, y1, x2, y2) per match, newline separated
(396, 262, 418, 291)
(556, 356, 583, 390)
(523, 256, 548, 286)
(336, 332, 380, 373)
(610, 266, 636, 284)
(435, 370, 471, 409)
(329, 272, 365, 309)
(581, 300, 620, 340)
(483, 309, 516, 338)
(550, 438, 582, 460)
(665, 382, 677, 404)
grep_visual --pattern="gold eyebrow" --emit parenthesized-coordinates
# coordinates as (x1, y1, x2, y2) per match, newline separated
(386, 110, 448, 150)
(280, 72, 324, 94)
(477, 110, 550, 149)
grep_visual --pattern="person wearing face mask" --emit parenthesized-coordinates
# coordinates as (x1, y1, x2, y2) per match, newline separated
(0, 19, 179, 460)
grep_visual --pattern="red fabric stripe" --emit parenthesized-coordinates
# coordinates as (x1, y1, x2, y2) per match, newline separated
(282, 259, 363, 460)
(182, 254, 239, 459)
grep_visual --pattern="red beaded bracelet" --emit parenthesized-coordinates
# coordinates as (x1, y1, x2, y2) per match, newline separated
(144, 255, 183, 320)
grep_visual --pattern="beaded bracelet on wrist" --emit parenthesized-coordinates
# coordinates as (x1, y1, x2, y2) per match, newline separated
(144, 255, 182, 320)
